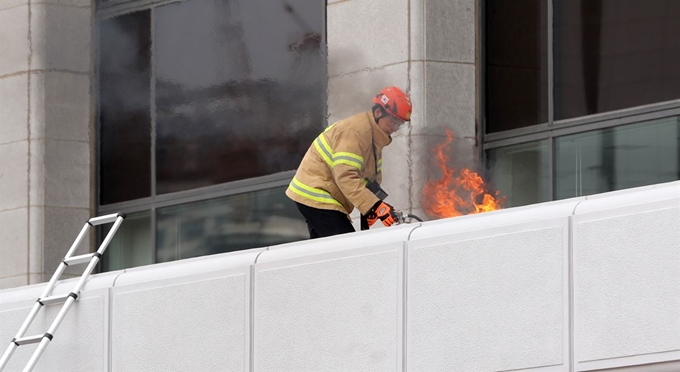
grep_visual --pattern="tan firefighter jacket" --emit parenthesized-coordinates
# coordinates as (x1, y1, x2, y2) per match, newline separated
(286, 111, 392, 216)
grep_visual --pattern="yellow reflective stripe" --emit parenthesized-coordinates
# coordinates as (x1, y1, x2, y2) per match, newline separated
(313, 136, 333, 167)
(335, 152, 363, 163)
(289, 178, 343, 207)
(318, 133, 333, 155)
(313, 132, 364, 170)
(333, 159, 361, 168)
(333, 152, 363, 169)
(377, 158, 383, 172)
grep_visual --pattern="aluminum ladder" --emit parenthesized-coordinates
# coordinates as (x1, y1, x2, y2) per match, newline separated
(0, 212, 126, 372)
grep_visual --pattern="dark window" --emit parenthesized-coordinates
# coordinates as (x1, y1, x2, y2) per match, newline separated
(154, 0, 325, 194)
(97, 0, 325, 270)
(484, 0, 680, 209)
(554, 0, 680, 120)
(555, 116, 680, 199)
(155, 186, 307, 263)
(486, 140, 550, 207)
(485, 0, 548, 133)
(99, 11, 152, 205)
(100, 211, 152, 271)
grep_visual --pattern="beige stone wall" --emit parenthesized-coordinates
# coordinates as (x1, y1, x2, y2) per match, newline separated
(0, 0, 94, 289)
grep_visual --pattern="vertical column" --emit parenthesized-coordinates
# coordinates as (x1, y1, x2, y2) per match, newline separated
(0, 0, 32, 289)
(407, 0, 478, 220)
(31, 0, 94, 282)
(0, 0, 94, 289)
(327, 0, 411, 227)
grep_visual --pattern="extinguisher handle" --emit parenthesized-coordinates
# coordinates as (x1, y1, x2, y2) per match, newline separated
(394, 211, 425, 224)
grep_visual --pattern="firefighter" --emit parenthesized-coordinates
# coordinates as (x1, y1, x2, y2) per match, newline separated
(286, 86, 412, 238)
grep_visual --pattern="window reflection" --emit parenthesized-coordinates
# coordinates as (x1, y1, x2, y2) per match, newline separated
(487, 141, 550, 207)
(99, 11, 152, 205)
(485, 0, 548, 133)
(554, 0, 680, 120)
(155, 186, 308, 263)
(100, 211, 152, 271)
(96, 0, 326, 271)
(555, 116, 680, 199)
(154, 0, 326, 194)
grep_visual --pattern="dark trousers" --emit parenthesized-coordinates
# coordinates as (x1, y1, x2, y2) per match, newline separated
(295, 202, 355, 239)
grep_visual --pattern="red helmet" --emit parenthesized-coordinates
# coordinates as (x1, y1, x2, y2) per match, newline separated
(372, 86, 412, 121)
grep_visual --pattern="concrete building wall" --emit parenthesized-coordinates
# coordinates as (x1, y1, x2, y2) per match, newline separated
(0, 0, 94, 289)
(0, 181, 678, 371)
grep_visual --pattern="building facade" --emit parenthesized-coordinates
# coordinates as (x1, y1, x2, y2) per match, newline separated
(1, 0, 678, 289)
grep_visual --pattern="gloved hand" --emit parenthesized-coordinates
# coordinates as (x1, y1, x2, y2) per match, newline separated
(369, 201, 397, 227)
(365, 212, 378, 227)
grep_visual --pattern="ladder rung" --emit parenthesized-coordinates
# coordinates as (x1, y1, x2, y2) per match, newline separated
(88, 213, 125, 226)
(38, 292, 77, 306)
(63, 253, 100, 266)
(13, 334, 51, 346)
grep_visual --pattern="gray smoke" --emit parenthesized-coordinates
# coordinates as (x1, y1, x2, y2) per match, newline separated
(326, 47, 392, 124)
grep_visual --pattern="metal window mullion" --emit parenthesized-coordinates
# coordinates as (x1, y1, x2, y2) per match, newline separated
(551, 107, 680, 138)
(174, 213, 180, 261)
(98, 197, 154, 215)
(553, 99, 680, 128)
(548, 0, 554, 126)
(150, 7, 157, 263)
(548, 0, 555, 201)
(97, 170, 296, 214)
(486, 99, 680, 143)
(97, 0, 184, 20)
(484, 122, 552, 144)
(483, 130, 553, 149)
(484, 105, 680, 148)
(151, 206, 157, 264)
(548, 135, 555, 201)
(150, 7, 157, 203)
(151, 178, 293, 209)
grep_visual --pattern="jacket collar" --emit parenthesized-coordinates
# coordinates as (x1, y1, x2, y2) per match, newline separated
(367, 112, 392, 147)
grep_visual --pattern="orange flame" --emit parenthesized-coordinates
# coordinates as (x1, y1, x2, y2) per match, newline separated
(422, 130, 505, 218)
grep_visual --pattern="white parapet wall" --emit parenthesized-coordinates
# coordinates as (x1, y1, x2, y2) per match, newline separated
(0, 181, 679, 372)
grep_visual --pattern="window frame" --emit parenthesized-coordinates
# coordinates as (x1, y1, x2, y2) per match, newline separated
(95, 0, 327, 267)
(481, 0, 680, 202)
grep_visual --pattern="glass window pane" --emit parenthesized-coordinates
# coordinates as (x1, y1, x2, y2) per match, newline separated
(555, 116, 680, 199)
(486, 140, 550, 207)
(485, 0, 548, 133)
(154, 0, 326, 194)
(100, 211, 153, 271)
(156, 186, 308, 263)
(554, 0, 680, 120)
(99, 11, 152, 205)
